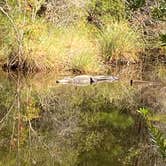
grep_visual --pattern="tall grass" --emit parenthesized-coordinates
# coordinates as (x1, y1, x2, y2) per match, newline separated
(0, 12, 101, 73)
(22, 22, 101, 73)
(61, 24, 101, 73)
(98, 22, 143, 63)
(0, 0, 102, 73)
(0, 0, 145, 73)
(0, 13, 16, 63)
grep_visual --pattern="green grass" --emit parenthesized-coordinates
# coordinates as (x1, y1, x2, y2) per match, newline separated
(0, 1, 102, 73)
(98, 22, 143, 63)
(63, 24, 102, 74)
(127, 0, 146, 10)
(22, 22, 102, 73)
(0, 1, 146, 73)
(0, 13, 102, 73)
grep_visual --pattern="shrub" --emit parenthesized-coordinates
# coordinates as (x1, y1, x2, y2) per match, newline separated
(0, 12, 17, 65)
(86, 0, 126, 28)
(159, 33, 166, 46)
(98, 22, 143, 63)
(44, 0, 88, 27)
(126, 0, 146, 10)
(151, 0, 166, 21)
(0, 14, 60, 71)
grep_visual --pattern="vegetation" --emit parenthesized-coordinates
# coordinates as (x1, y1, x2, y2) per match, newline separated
(98, 21, 142, 62)
(0, 59, 165, 165)
(151, 0, 166, 21)
(0, 0, 165, 73)
(0, 1, 165, 165)
(160, 33, 166, 46)
(137, 108, 166, 158)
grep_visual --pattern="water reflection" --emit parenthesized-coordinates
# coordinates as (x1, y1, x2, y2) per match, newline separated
(0, 64, 165, 166)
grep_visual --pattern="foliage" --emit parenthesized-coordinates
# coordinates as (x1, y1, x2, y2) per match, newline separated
(137, 107, 150, 117)
(45, 0, 88, 27)
(137, 108, 166, 158)
(0, 13, 16, 60)
(159, 33, 166, 46)
(0, 14, 57, 71)
(87, 0, 125, 26)
(150, 125, 166, 158)
(151, 0, 166, 21)
(126, 0, 146, 10)
(88, 111, 134, 129)
(98, 22, 143, 62)
(60, 24, 101, 74)
(0, 0, 165, 72)
(0, 6, 101, 73)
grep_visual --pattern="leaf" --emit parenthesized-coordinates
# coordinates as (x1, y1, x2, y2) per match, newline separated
(137, 108, 149, 117)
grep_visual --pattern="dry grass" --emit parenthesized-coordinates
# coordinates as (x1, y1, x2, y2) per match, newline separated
(0, 15, 102, 73)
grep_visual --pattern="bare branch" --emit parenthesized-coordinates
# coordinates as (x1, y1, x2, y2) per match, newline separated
(0, 6, 21, 45)
(0, 96, 16, 125)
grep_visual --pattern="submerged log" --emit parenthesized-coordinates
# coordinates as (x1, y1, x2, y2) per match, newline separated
(130, 80, 164, 86)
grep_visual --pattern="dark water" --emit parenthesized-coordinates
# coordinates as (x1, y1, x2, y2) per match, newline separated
(0, 64, 165, 166)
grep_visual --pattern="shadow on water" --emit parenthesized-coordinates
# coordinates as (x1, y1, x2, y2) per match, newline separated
(0, 63, 165, 166)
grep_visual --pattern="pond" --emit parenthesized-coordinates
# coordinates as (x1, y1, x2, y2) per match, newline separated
(0, 63, 165, 166)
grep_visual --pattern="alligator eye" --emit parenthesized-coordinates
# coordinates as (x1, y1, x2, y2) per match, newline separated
(90, 77, 94, 84)
(56, 80, 59, 83)
(130, 80, 133, 86)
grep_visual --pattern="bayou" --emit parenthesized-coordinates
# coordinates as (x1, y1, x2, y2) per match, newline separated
(0, 0, 165, 166)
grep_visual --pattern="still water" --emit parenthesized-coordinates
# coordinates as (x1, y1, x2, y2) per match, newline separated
(0, 64, 165, 166)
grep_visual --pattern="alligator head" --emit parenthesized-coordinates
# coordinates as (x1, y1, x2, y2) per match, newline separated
(56, 77, 73, 84)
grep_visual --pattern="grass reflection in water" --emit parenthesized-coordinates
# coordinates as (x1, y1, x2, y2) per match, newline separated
(0, 69, 165, 166)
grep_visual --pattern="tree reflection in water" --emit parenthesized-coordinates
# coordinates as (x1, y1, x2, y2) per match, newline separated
(0, 67, 165, 166)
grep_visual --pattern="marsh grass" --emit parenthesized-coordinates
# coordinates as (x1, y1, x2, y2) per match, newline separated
(63, 24, 101, 73)
(155, 65, 166, 82)
(0, 13, 101, 73)
(98, 22, 143, 63)
(0, 0, 101, 73)
(0, 1, 144, 73)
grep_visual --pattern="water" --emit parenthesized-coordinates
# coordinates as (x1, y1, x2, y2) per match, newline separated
(0, 64, 165, 166)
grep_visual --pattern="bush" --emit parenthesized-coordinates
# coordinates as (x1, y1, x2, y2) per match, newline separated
(159, 33, 166, 46)
(87, 0, 125, 27)
(126, 0, 146, 10)
(44, 0, 88, 27)
(0, 14, 60, 71)
(151, 0, 166, 21)
(98, 22, 143, 62)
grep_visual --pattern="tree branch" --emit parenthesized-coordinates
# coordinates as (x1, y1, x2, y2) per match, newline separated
(0, 6, 21, 45)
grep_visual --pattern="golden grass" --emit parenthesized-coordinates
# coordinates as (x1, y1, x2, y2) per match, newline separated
(98, 21, 143, 62)
(22, 22, 102, 73)
(1, 16, 102, 73)
(0, 13, 143, 73)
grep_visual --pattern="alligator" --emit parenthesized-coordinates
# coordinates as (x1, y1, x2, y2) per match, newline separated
(56, 75, 118, 85)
